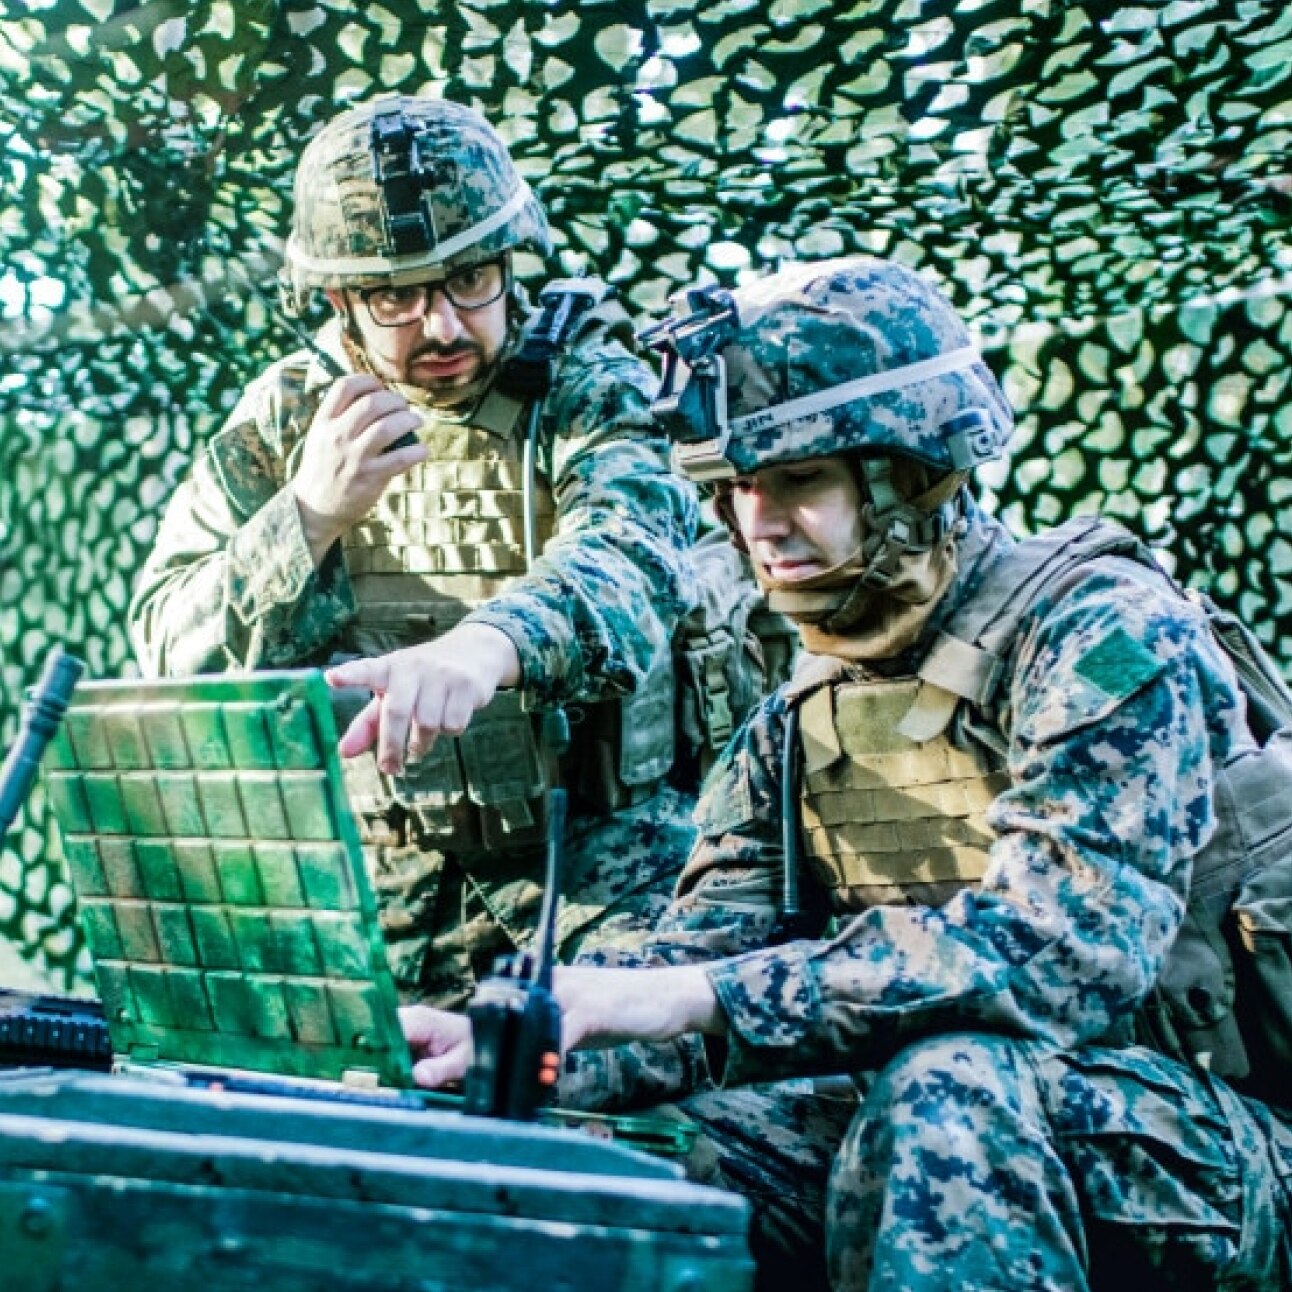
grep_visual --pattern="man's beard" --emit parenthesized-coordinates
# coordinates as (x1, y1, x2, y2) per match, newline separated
(402, 339, 489, 407)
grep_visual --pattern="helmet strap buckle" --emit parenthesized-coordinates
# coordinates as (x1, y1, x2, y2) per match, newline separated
(858, 458, 945, 591)
(859, 513, 916, 591)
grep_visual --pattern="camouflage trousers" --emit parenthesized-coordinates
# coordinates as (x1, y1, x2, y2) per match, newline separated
(672, 1035, 1292, 1292)
(363, 785, 697, 1010)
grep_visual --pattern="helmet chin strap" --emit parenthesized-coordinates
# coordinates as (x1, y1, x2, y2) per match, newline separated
(759, 547, 869, 621)
(756, 459, 969, 656)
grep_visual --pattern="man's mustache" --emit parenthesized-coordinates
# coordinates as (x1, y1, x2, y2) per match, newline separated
(410, 339, 481, 361)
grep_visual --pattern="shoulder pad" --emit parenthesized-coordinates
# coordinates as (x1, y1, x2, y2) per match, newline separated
(925, 517, 1162, 708)
(781, 653, 851, 707)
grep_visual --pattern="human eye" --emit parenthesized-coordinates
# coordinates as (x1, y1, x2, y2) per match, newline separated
(448, 261, 502, 305)
(451, 266, 487, 292)
(365, 285, 416, 310)
(782, 466, 822, 487)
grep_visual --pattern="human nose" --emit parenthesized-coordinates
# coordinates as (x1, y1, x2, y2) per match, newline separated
(738, 482, 793, 543)
(419, 288, 463, 344)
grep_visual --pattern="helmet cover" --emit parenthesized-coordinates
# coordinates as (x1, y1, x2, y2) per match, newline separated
(284, 94, 551, 302)
(646, 256, 1012, 481)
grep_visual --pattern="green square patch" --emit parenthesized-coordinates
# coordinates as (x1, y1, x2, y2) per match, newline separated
(1073, 627, 1164, 700)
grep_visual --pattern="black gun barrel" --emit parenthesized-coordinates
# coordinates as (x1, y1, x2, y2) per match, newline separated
(0, 647, 85, 842)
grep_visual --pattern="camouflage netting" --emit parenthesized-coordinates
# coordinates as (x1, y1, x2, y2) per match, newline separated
(1, 0, 1290, 989)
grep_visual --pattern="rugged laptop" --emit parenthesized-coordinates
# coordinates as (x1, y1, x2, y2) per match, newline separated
(39, 667, 697, 1157)
(41, 668, 418, 1095)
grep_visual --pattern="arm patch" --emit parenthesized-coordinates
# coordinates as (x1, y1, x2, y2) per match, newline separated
(1073, 626, 1165, 701)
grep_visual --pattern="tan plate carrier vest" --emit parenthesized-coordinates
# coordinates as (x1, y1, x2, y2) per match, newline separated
(792, 519, 1292, 1102)
(798, 676, 1010, 912)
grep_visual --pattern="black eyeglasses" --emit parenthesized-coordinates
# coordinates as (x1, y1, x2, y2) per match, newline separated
(356, 257, 509, 327)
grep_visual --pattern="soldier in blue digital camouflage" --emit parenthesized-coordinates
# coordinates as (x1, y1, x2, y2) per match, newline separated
(402, 257, 1292, 1289)
(128, 94, 716, 1011)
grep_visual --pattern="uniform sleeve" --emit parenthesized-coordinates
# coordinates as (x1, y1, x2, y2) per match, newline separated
(127, 360, 357, 676)
(651, 690, 800, 958)
(559, 693, 816, 1111)
(464, 332, 700, 705)
(707, 564, 1248, 1086)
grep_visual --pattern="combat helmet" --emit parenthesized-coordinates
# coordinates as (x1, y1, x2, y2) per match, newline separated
(642, 255, 1012, 485)
(643, 256, 1014, 614)
(283, 94, 552, 312)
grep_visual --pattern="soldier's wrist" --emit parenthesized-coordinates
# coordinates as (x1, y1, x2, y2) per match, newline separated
(446, 621, 522, 689)
(290, 488, 343, 567)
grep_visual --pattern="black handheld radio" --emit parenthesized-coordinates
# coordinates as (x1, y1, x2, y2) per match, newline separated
(462, 786, 566, 1120)
(222, 253, 419, 453)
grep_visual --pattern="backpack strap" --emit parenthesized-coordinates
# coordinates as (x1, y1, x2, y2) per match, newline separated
(900, 517, 1153, 741)
(1189, 590, 1292, 739)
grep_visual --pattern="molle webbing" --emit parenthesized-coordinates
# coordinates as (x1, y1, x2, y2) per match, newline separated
(342, 688, 549, 854)
(344, 447, 555, 583)
(798, 677, 1010, 909)
(338, 400, 558, 850)
(334, 358, 673, 841)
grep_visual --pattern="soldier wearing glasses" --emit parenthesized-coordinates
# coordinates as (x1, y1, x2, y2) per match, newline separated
(129, 95, 704, 1010)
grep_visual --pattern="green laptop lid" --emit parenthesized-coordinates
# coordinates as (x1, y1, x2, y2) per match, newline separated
(43, 670, 413, 1090)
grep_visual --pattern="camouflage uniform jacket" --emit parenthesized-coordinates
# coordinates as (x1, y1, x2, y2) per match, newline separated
(128, 306, 699, 711)
(608, 513, 1252, 1095)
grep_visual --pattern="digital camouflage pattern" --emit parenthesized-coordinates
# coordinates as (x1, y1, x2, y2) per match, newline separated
(663, 257, 1015, 480)
(284, 94, 551, 299)
(127, 285, 701, 1006)
(565, 510, 1292, 1289)
(824, 1033, 1292, 1291)
(695, 529, 1237, 1083)
(645, 1043, 1292, 1291)
(128, 305, 696, 700)
(373, 784, 698, 1011)
(7, 0, 1292, 997)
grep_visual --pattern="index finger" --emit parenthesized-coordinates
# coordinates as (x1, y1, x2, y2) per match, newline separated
(325, 657, 391, 692)
(318, 372, 384, 420)
(337, 695, 382, 759)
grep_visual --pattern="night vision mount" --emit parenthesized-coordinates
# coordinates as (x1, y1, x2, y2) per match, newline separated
(639, 285, 741, 484)
(370, 105, 447, 258)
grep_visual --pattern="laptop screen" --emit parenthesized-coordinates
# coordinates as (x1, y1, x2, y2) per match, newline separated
(42, 669, 414, 1090)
